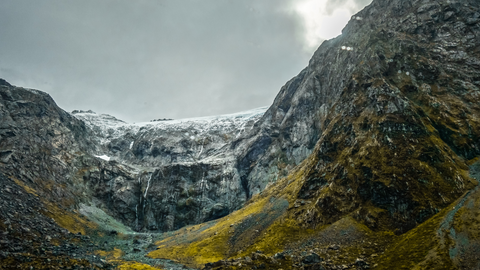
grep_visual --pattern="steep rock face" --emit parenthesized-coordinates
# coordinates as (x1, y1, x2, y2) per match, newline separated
(73, 109, 266, 231)
(233, 6, 382, 198)
(293, 0, 480, 233)
(235, 0, 480, 199)
(77, 157, 247, 232)
(0, 85, 94, 206)
(234, 49, 350, 197)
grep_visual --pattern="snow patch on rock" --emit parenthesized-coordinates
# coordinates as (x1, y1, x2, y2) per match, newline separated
(94, 154, 111, 161)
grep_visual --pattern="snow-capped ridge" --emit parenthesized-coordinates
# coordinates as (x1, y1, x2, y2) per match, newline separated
(94, 154, 111, 161)
(73, 106, 268, 166)
(73, 106, 267, 137)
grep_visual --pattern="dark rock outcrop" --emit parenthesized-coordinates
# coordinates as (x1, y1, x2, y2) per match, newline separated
(292, 0, 480, 233)
(0, 84, 94, 206)
(0, 171, 114, 269)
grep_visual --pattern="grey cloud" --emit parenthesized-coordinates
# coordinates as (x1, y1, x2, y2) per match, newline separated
(0, 0, 368, 122)
(325, 0, 373, 15)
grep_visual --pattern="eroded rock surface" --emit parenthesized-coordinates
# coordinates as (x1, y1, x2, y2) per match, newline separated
(72, 108, 268, 231)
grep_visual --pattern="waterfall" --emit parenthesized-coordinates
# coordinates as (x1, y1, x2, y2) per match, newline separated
(140, 172, 154, 230)
(144, 173, 153, 199)
(135, 204, 139, 229)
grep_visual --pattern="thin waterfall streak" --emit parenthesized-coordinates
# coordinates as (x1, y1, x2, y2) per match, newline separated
(135, 204, 139, 228)
(197, 137, 206, 159)
(144, 173, 153, 199)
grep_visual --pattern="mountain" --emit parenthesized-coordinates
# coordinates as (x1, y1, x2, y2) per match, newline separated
(72, 107, 267, 231)
(149, 0, 480, 268)
(1, 0, 480, 269)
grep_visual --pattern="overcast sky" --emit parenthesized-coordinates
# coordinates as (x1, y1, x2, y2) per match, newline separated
(0, 0, 372, 122)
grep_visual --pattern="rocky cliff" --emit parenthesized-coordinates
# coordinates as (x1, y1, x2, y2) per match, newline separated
(73, 108, 266, 231)
(296, 0, 480, 234)
(0, 81, 270, 233)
